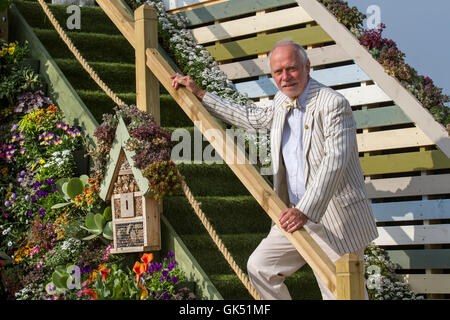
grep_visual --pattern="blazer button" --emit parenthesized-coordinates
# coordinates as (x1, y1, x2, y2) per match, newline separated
(305, 124, 309, 130)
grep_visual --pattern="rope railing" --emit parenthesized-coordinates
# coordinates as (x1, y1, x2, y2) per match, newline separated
(36, 0, 262, 300)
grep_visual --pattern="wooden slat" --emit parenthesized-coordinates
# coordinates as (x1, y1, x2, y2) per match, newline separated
(298, 0, 450, 157)
(373, 224, 450, 246)
(205, 25, 332, 61)
(372, 199, 450, 222)
(178, 0, 296, 26)
(145, 47, 337, 296)
(220, 44, 351, 80)
(191, 6, 313, 44)
(338, 84, 391, 106)
(404, 274, 450, 294)
(360, 150, 450, 176)
(163, 0, 214, 11)
(252, 84, 392, 107)
(353, 105, 411, 129)
(357, 128, 433, 152)
(234, 64, 371, 98)
(386, 249, 450, 269)
(365, 174, 450, 199)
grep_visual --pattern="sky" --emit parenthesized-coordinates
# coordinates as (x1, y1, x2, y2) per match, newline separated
(346, 0, 449, 98)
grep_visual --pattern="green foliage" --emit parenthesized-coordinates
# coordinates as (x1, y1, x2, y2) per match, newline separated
(51, 175, 89, 209)
(0, 0, 10, 12)
(92, 264, 139, 300)
(80, 212, 113, 241)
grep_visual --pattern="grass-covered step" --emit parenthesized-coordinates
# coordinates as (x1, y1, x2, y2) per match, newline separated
(33, 28, 135, 64)
(179, 233, 266, 275)
(163, 196, 271, 235)
(15, 1, 121, 36)
(54, 58, 171, 95)
(76, 90, 135, 122)
(210, 268, 322, 300)
(176, 162, 252, 197)
(54, 58, 136, 93)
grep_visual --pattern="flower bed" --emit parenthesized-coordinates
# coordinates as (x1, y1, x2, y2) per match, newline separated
(0, 39, 194, 300)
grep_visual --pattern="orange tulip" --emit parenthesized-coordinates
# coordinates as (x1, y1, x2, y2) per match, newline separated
(140, 253, 154, 272)
(133, 261, 145, 282)
(138, 283, 148, 300)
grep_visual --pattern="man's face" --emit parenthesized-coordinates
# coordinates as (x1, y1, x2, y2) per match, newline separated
(270, 44, 310, 100)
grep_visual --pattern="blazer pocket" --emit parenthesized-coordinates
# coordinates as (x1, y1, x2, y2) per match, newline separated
(335, 188, 366, 207)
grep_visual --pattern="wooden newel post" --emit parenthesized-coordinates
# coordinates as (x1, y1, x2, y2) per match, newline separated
(336, 253, 366, 300)
(135, 4, 160, 124)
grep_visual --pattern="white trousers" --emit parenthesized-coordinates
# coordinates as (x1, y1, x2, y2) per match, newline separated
(247, 221, 367, 300)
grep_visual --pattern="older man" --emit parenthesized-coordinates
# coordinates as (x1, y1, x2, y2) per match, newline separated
(171, 40, 378, 300)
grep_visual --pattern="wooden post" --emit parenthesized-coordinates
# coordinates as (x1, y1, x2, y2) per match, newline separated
(0, 9, 8, 41)
(336, 253, 366, 300)
(134, 4, 160, 124)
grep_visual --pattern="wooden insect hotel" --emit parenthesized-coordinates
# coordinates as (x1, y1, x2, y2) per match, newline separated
(99, 117, 161, 254)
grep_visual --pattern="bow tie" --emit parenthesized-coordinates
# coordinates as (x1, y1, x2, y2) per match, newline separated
(284, 98, 302, 112)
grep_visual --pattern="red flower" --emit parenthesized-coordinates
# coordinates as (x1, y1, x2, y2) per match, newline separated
(133, 261, 145, 282)
(140, 253, 154, 272)
(82, 288, 98, 300)
(101, 269, 110, 282)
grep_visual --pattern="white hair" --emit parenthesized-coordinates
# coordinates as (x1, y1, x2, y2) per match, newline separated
(268, 40, 309, 70)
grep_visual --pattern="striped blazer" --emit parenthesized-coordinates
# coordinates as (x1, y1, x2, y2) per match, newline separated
(202, 78, 378, 255)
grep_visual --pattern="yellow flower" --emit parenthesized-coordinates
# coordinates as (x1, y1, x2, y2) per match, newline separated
(39, 159, 45, 164)
(8, 47, 15, 55)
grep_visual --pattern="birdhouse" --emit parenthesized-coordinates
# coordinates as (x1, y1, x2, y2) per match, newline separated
(99, 117, 160, 253)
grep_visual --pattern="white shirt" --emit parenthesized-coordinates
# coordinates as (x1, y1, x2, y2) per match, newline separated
(281, 79, 311, 205)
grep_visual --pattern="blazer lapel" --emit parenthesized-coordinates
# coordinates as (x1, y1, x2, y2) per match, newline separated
(270, 93, 290, 177)
(302, 79, 321, 186)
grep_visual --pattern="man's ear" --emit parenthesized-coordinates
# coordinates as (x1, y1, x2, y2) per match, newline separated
(305, 59, 311, 74)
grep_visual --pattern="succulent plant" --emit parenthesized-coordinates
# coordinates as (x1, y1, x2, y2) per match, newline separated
(80, 211, 113, 241)
(51, 175, 89, 209)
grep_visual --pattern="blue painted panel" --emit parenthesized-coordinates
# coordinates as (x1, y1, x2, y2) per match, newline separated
(234, 64, 371, 98)
(372, 199, 450, 222)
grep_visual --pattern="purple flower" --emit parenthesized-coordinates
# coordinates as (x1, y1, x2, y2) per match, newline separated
(10, 193, 16, 199)
(11, 124, 18, 131)
(167, 251, 174, 258)
(20, 170, 26, 176)
(39, 209, 46, 216)
(36, 190, 49, 198)
(27, 211, 33, 217)
(25, 195, 30, 201)
(31, 195, 36, 203)
(162, 270, 168, 277)
(162, 293, 169, 300)
(171, 276, 178, 284)
(4, 200, 10, 207)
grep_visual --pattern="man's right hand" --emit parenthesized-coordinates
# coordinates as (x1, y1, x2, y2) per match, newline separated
(170, 73, 206, 101)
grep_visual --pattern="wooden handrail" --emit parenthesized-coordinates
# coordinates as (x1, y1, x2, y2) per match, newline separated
(94, 0, 377, 298)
